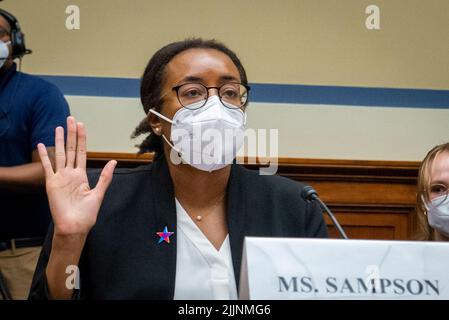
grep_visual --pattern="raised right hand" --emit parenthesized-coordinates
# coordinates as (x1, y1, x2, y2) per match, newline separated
(37, 116, 117, 237)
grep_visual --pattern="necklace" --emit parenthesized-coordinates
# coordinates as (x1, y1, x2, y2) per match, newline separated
(195, 193, 226, 222)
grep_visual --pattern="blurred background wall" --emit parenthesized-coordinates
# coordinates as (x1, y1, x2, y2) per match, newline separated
(2, 0, 448, 160)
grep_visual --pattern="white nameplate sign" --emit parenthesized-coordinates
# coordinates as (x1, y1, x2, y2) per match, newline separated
(239, 237, 449, 300)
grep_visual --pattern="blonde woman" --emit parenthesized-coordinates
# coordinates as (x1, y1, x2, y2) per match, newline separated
(415, 143, 449, 241)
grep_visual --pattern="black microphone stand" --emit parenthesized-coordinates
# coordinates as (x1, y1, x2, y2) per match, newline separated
(301, 185, 349, 239)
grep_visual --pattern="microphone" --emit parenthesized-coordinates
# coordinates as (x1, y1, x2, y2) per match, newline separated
(300, 185, 348, 239)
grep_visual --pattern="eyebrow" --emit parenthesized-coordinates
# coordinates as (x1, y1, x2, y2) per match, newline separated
(176, 74, 241, 86)
(219, 75, 240, 82)
(430, 180, 448, 185)
(176, 76, 202, 85)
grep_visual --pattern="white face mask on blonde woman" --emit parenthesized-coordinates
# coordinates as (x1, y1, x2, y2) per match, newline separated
(427, 195, 449, 237)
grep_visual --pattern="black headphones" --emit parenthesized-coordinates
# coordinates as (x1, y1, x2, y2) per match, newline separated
(0, 8, 32, 59)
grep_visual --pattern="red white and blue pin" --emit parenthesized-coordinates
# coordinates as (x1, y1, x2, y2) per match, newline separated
(156, 226, 174, 244)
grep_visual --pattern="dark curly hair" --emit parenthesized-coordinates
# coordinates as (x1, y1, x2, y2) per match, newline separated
(131, 38, 249, 154)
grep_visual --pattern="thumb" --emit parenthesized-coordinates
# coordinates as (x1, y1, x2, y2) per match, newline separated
(94, 160, 117, 198)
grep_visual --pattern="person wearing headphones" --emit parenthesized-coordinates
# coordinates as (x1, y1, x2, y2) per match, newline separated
(0, 8, 70, 299)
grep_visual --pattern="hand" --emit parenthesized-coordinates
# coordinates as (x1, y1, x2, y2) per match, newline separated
(37, 116, 117, 237)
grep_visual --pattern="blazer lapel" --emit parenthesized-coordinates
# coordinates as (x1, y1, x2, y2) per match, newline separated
(227, 164, 248, 291)
(150, 155, 177, 299)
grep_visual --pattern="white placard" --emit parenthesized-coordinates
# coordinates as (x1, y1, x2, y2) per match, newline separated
(239, 237, 449, 300)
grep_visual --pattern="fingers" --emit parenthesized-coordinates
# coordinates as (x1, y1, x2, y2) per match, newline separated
(75, 122, 87, 170)
(66, 117, 77, 168)
(55, 126, 66, 171)
(37, 143, 54, 179)
(55, 116, 86, 171)
(94, 160, 117, 199)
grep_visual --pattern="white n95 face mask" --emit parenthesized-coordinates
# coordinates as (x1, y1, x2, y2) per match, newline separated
(427, 194, 449, 238)
(149, 95, 246, 172)
(0, 40, 11, 69)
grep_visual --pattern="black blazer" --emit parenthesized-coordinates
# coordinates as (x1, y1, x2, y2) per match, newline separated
(29, 155, 328, 299)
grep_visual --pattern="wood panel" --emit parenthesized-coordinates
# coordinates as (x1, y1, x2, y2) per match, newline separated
(87, 152, 420, 240)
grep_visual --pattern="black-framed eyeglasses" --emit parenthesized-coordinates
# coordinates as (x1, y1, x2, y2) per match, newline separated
(169, 82, 250, 110)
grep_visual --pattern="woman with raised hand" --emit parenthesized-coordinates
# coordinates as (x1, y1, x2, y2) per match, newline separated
(29, 39, 327, 300)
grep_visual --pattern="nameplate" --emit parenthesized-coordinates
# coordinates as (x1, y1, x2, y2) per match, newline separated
(239, 237, 449, 299)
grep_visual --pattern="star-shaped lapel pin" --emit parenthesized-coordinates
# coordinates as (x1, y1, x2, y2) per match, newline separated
(156, 226, 174, 244)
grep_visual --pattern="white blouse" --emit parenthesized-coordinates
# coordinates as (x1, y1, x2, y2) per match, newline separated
(173, 198, 238, 300)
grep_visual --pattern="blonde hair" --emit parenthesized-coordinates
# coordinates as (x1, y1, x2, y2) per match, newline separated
(415, 143, 449, 240)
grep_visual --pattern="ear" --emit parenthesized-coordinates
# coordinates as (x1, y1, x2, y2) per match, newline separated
(148, 110, 162, 136)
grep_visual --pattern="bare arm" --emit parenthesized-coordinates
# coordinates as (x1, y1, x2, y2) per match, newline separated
(0, 148, 55, 192)
(38, 117, 116, 299)
(46, 233, 88, 299)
